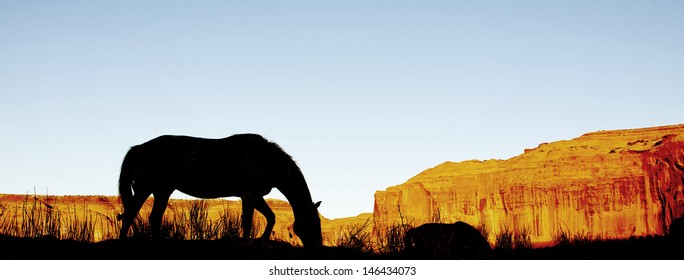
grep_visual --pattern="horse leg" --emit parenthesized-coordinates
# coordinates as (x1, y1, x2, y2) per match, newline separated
(149, 190, 172, 239)
(119, 190, 152, 239)
(253, 196, 275, 240)
(241, 196, 255, 240)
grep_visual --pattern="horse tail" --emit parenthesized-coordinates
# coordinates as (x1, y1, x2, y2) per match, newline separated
(117, 146, 137, 221)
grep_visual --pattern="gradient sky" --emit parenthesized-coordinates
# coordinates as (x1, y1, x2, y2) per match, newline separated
(1, 1, 682, 218)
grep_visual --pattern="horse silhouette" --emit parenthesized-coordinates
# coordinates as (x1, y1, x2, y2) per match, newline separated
(116, 134, 323, 247)
(404, 221, 492, 259)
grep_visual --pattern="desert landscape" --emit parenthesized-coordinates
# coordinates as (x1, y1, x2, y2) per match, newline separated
(2, 124, 684, 259)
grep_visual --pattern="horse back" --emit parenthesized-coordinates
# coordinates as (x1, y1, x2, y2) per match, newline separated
(126, 134, 288, 197)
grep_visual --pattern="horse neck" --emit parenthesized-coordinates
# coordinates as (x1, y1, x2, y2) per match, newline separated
(277, 175, 315, 217)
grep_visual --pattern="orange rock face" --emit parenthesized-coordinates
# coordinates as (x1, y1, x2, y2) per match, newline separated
(373, 125, 684, 245)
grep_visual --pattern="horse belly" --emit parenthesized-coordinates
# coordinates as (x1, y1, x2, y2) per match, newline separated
(176, 186, 237, 199)
(175, 173, 273, 199)
(174, 173, 242, 199)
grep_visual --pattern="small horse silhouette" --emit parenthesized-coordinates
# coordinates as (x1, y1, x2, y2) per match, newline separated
(116, 134, 323, 247)
(404, 221, 492, 259)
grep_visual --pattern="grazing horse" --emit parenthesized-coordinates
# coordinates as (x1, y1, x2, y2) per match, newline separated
(404, 221, 492, 259)
(116, 134, 323, 247)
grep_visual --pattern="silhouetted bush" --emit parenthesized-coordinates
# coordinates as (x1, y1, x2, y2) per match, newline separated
(553, 227, 572, 247)
(63, 204, 94, 242)
(375, 222, 413, 255)
(335, 218, 373, 254)
(513, 226, 532, 250)
(495, 225, 514, 250)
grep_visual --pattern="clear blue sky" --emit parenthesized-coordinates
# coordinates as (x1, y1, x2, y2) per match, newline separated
(1, 1, 682, 218)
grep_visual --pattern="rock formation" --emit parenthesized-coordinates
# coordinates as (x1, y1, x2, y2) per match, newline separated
(373, 124, 684, 245)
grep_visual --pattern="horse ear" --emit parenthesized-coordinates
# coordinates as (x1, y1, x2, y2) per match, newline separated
(314, 201, 321, 208)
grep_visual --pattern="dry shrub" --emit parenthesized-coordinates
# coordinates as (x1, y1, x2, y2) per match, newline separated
(335, 218, 373, 253)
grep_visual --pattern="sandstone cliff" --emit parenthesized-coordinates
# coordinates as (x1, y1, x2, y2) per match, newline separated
(373, 124, 684, 245)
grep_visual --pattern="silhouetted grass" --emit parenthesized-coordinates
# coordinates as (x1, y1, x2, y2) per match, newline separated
(63, 204, 95, 242)
(372, 205, 414, 255)
(495, 225, 514, 250)
(513, 226, 532, 250)
(97, 211, 121, 241)
(0, 195, 252, 243)
(127, 200, 250, 241)
(335, 218, 374, 254)
(552, 227, 603, 248)
(0, 201, 20, 237)
(493, 225, 533, 253)
(0, 193, 62, 239)
(2, 195, 682, 259)
(375, 222, 413, 255)
(186, 199, 219, 240)
(216, 206, 242, 239)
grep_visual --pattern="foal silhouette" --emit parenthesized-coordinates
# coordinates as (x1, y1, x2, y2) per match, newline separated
(404, 221, 492, 259)
(116, 134, 323, 247)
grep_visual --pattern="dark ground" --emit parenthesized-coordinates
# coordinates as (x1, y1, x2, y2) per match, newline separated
(1, 235, 682, 260)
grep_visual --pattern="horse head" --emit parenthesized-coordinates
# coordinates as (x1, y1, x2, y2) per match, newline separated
(293, 201, 323, 247)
